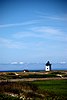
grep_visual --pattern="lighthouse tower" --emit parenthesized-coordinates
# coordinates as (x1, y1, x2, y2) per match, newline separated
(45, 61, 51, 71)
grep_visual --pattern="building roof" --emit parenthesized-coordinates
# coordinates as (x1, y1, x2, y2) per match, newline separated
(46, 61, 51, 66)
(23, 69, 29, 72)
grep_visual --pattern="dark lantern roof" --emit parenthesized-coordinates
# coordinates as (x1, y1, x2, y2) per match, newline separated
(46, 61, 51, 66)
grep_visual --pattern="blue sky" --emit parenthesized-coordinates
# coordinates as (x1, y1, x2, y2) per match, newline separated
(0, 0, 67, 63)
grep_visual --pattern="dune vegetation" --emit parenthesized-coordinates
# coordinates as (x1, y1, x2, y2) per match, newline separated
(0, 71, 67, 80)
(0, 79, 67, 100)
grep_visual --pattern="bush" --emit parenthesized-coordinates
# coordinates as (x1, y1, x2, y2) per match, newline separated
(51, 71, 64, 74)
(0, 94, 21, 100)
(7, 73, 16, 75)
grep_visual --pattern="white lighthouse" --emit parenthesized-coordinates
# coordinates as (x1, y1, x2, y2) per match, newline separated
(45, 61, 51, 71)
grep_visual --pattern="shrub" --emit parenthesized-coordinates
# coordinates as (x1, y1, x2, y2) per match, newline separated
(0, 94, 21, 100)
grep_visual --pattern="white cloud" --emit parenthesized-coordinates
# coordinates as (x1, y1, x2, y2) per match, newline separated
(1, 27, 66, 50)
(59, 61, 66, 64)
(0, 37, 25, 49)
(35, 11, 67, 21)
(13, 32, 35, 38)
(31, 26, 64, 36)
(40, 16, 67, 21)
(0, 20, 39, 28)
(0, 37, 42, 49)
(13, 26, 67, 42)
(31, 26, 67, 42)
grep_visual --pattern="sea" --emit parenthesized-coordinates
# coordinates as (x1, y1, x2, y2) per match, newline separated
(0, 63, 67, 72)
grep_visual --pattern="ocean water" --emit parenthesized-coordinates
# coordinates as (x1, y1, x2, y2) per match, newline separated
(0, 63, 67, 72)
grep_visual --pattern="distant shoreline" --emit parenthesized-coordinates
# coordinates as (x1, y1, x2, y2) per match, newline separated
(0, 69, 67, 72)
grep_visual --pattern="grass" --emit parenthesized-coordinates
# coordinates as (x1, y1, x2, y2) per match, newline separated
(0, 73, 59, 79)
(0, 80, 67, 99)
(0, 94, 21, 100)
(32, 79, 67, 97)
(0, 71, 67, 99)
(0, 71, 67, 79)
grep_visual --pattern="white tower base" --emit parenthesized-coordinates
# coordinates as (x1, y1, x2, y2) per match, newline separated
(45, 65, 51, 71)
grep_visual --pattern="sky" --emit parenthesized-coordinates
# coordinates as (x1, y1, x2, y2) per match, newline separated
(0, 0, 67, 64)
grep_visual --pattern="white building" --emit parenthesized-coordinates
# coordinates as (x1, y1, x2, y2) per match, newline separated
(45, 61, 51, 71)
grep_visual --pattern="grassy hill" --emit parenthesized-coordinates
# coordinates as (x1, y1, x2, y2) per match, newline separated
(0, 79, 67, 100)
